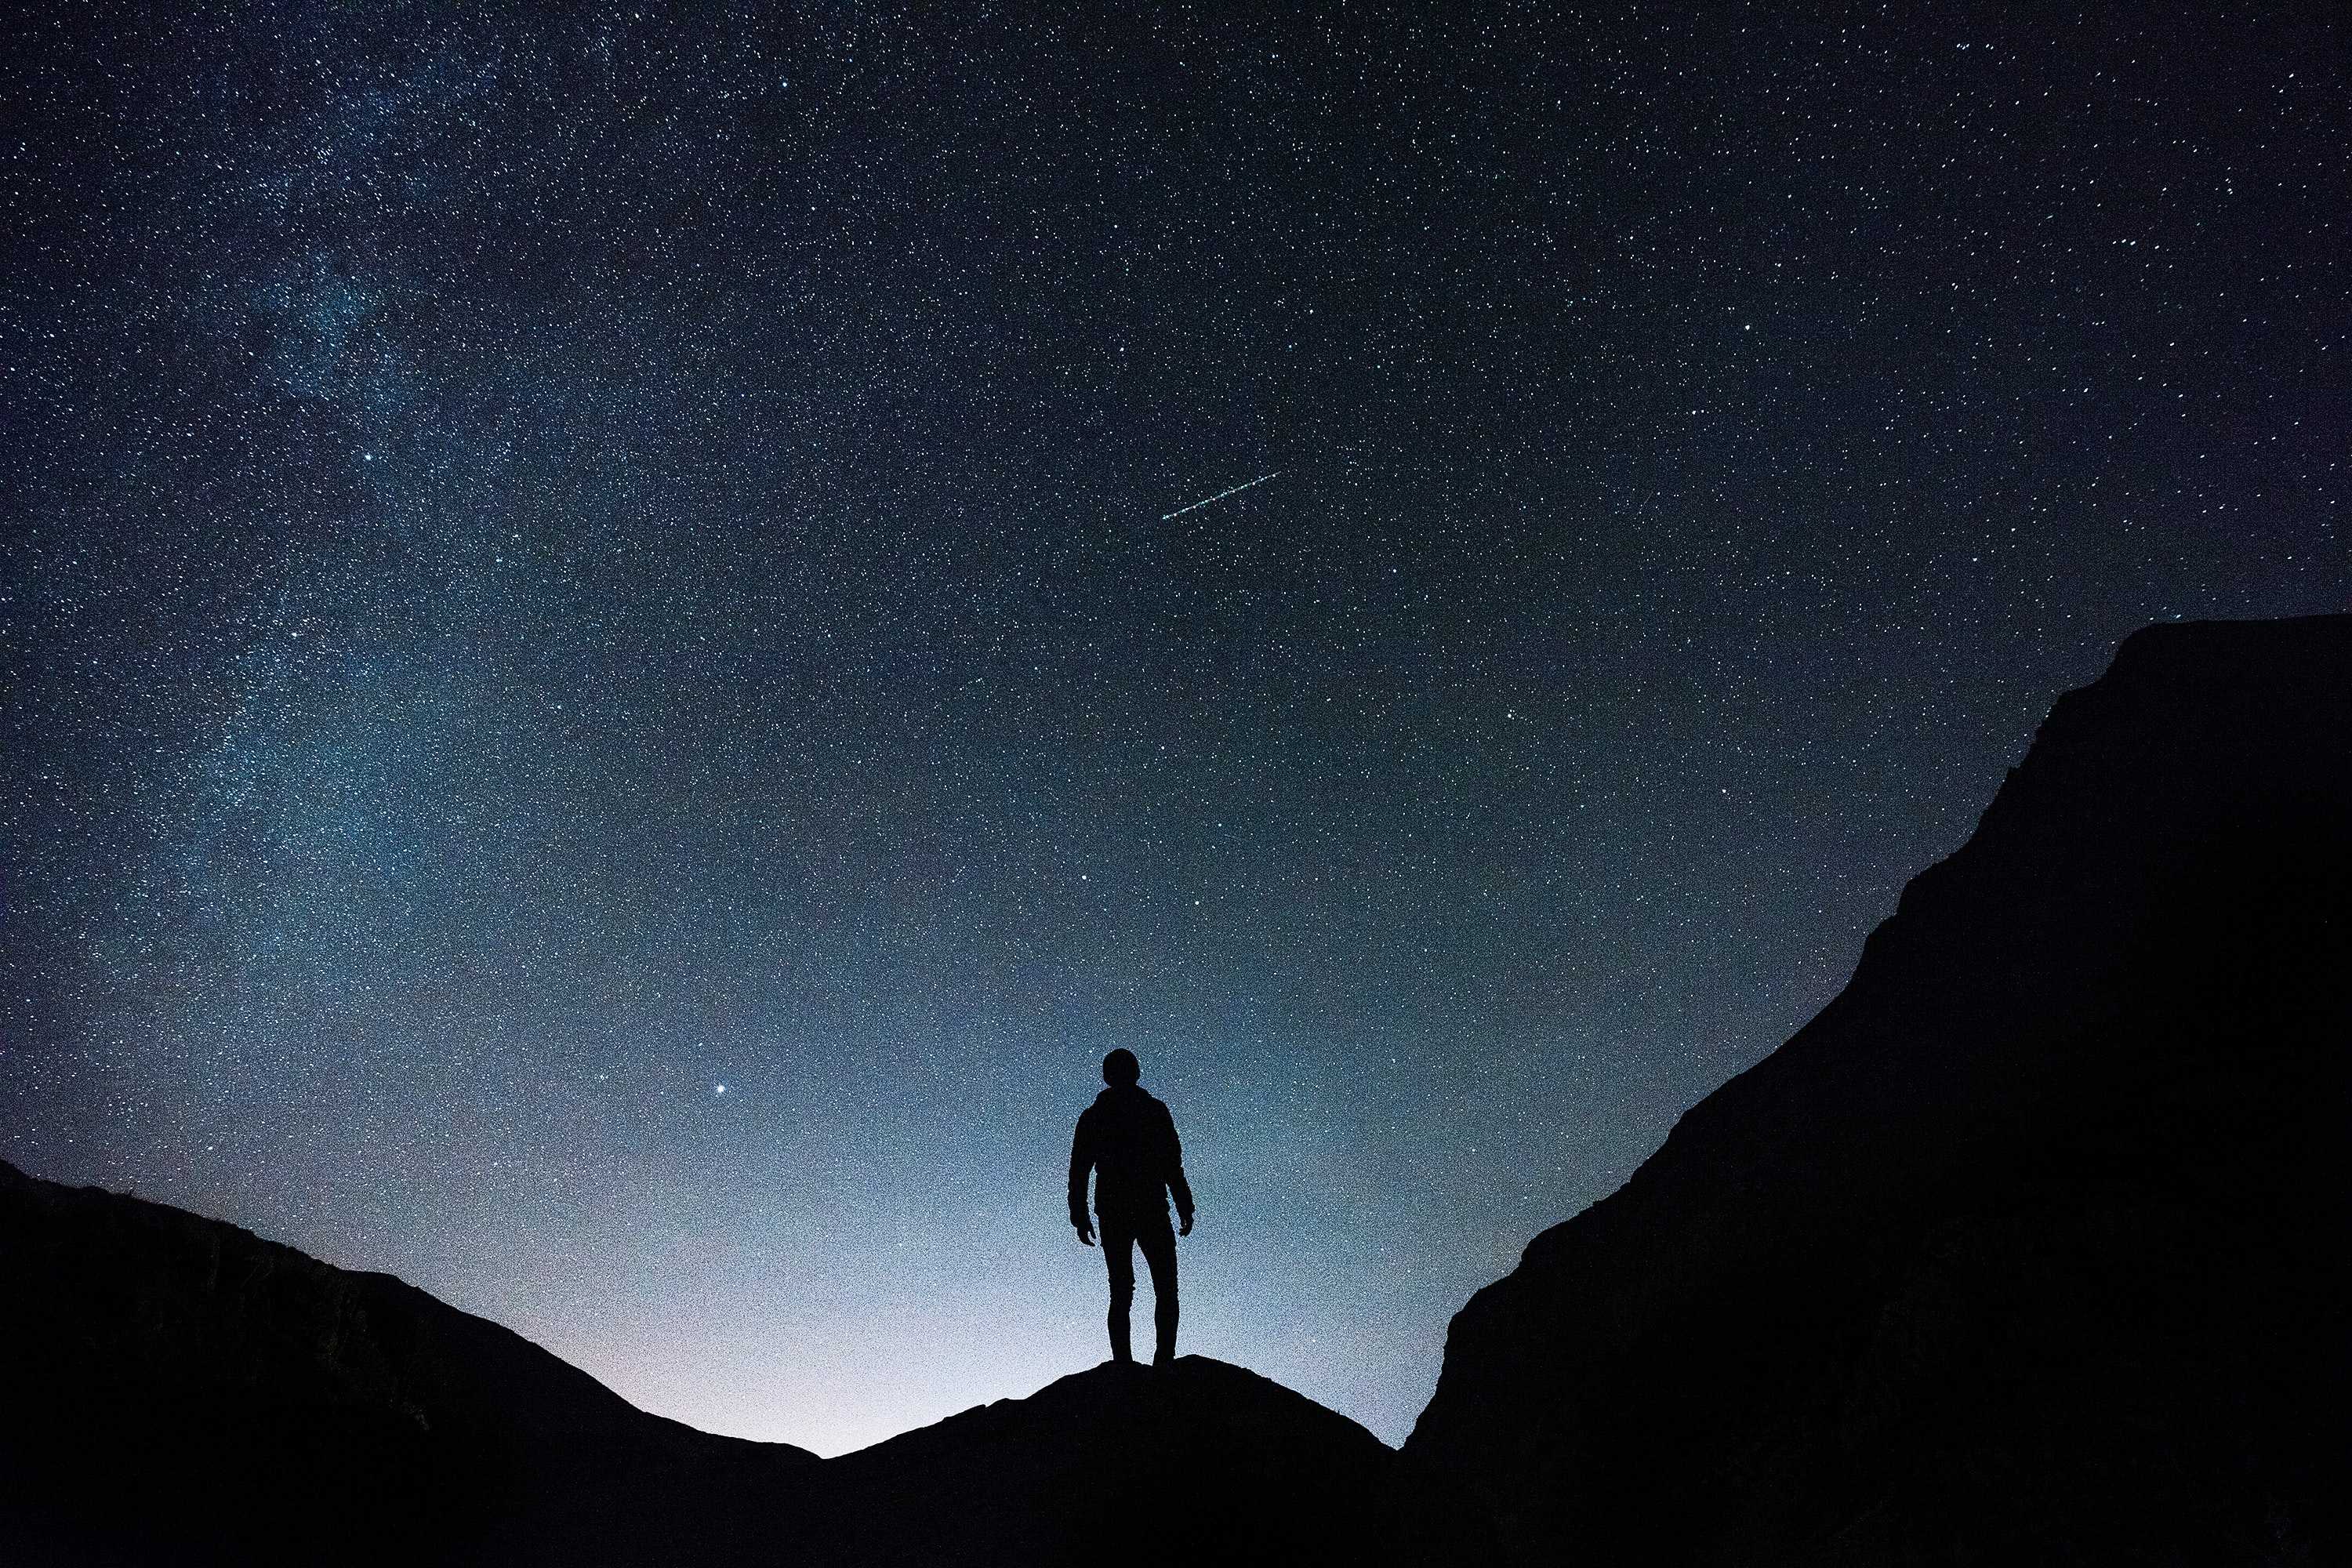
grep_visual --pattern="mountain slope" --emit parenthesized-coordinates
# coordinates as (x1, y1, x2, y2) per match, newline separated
(804, 1356, 1465, 1566)
(0, 1159, 819, 1565)
(0, 1159, 1454, 1566)
(1404, 614, 2352, 1564)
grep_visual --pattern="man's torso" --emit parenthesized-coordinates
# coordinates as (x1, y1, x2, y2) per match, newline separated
(1081, 1087, 1177, 1219)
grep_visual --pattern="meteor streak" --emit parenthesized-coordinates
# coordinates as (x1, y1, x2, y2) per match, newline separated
(1162, 470, 1281, 521)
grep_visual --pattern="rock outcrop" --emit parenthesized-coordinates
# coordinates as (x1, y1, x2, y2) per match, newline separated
(803, 1356, 1459, 1566)
(1404, 615, 2352, 1565)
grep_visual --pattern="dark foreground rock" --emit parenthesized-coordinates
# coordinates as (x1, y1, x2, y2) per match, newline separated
(0, 1158, 820, 1565)
(806, 1355, 1472, 1567)
(1406, 614, 2352, 1565)
(0, 1159, 1457, 1565)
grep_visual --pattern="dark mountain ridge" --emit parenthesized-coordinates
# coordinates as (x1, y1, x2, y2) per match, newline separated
(0, 1156, 819, 1564)
(1405, 613, 2352, 1563)
(0, 1158, 1434, 1565)
(6, 614, 2345, 1564)
(800, 1355, 1461, 1566)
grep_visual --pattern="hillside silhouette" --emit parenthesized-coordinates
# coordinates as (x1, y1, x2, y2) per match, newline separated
(800, 1356, 1475, 1566)
(5, 613, 2347, 1565)
(0, 1157, 819, 1565)
(0, 1158, 1461, 1566)
(1409, 614, 2352, 1564)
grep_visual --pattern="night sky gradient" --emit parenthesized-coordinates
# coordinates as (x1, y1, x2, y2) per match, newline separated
(4, 4, 2345, 1455)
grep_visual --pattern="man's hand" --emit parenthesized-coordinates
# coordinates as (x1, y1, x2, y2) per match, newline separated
(1074, 1219, 1094, 1247)
(1178, 1212, 1194, 1238)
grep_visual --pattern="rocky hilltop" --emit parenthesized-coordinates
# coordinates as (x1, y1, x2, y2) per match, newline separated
(802, 1356, 1465, 1566)
(1405, 614, 2352, 1564)
(0, 1160, 1436, 1566)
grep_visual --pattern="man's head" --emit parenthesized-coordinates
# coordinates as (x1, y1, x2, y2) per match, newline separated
(1102, 1048, 1140, 1087)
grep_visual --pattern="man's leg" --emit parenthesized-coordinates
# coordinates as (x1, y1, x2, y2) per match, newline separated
(1101, 1214, 1136, 1364)
(1136, 1212, 1179, 1366)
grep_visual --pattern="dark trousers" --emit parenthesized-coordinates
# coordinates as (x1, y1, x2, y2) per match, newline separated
(1099, 1208, 1178, 1363)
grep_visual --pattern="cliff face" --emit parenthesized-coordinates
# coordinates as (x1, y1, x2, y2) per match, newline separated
(1404, 615, 2352, 1565)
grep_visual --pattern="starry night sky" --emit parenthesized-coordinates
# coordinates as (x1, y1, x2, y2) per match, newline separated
(3, 4, 2345, 1454)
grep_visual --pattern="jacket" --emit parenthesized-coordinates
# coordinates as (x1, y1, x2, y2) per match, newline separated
(1068, 1083, 1195, 1227)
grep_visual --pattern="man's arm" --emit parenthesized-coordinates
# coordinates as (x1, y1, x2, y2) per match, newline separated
(1067, 1110, 1096, 1245)
(1162, 1103, 1196, 1236)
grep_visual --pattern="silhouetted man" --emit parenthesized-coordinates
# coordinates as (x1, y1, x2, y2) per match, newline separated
(1069, 1049, 1195, 1367)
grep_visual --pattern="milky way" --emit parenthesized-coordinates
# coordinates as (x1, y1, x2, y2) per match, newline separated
(3, 5, 2345, 1454)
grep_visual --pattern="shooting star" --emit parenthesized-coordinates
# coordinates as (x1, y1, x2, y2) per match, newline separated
(1161, 470, 1282, 521)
